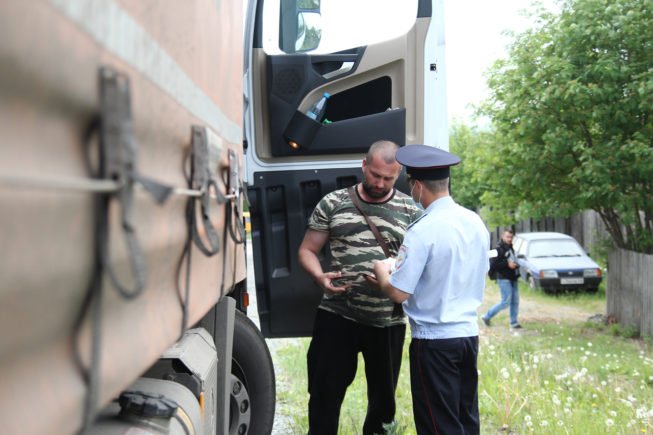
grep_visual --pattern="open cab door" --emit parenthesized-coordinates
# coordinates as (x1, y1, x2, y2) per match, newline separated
(244, 0, 448, 337)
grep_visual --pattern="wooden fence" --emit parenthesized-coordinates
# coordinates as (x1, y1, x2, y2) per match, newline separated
(607, 249, 653, 337)
(489, 210, 607, 253)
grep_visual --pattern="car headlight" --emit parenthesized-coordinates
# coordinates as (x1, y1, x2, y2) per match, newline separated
(583, 268, 601, 278)
(540, 270, 558, 278)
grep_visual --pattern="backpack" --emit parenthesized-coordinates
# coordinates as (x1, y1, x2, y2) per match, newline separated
(488, 246, 500, 280)
(488, 256, 498, 280)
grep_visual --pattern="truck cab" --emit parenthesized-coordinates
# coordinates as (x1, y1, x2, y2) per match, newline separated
(245, 0, 448, 339)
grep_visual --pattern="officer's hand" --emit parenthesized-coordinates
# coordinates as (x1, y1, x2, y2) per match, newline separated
(363, 273, 380, 291)
(319, 271, 350, 295)
(508, 261, 518, 269)
(373, 261, 392, 282)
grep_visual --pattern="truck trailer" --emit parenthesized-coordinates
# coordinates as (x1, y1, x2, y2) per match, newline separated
(0, 0, 448, 433)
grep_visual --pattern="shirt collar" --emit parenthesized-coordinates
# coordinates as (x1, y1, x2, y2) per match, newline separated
(408, 196, 454, 228)
(423, 195, 455, 214)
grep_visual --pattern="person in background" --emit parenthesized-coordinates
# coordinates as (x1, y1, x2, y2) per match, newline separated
(373, 144, 489, 435)
(298, 140, 422, 435)
(482, 230, 521, 329)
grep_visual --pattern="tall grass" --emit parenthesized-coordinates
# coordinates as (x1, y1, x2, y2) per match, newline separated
(270, 282, 653, 434)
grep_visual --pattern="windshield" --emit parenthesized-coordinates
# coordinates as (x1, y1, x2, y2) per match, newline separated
(528, 239, 585, 258)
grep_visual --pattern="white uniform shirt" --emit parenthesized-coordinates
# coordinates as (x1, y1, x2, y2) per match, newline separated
(389, 196, 490, 339)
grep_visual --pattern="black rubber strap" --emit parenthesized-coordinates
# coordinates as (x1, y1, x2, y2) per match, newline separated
(190, 178, 222, 256)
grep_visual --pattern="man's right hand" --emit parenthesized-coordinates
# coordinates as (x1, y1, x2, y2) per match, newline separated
(318, 271, 350, 295)
(508, 261, 518, 269)
(299, 229, 351, 295)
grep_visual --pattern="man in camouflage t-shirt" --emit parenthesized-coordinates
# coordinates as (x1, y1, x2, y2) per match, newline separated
(298, 140, 421, 435)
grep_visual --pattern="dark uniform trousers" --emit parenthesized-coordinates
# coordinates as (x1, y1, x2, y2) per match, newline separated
(409, 336, 480, 435)
(307, 309, 406, 435)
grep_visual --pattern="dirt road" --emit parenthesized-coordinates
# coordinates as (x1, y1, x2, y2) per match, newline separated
(478, 282, 606, 339)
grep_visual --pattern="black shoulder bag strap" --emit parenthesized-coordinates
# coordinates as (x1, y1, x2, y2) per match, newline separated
(347, 185, 403, 317)
(347, 186, 391, 257)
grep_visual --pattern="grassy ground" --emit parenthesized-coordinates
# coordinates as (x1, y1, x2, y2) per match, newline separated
(270, 281, 653, 434)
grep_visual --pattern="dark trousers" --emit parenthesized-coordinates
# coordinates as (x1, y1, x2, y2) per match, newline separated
(307, 309, 406, 435)
(409, 336, 479, 435)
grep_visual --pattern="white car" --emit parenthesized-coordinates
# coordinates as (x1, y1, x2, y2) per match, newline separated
(513, 232, 603, 294)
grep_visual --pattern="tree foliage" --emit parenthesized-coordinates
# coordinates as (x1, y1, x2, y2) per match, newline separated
(449, 122, 490, 211)
(478, 0, 653, 253)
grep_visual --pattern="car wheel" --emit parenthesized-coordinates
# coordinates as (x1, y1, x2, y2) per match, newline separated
(230, 310, 276, 435)
(586, 287, 599, 294)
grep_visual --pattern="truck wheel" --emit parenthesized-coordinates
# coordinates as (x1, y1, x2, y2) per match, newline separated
(230, 310, 276, 435)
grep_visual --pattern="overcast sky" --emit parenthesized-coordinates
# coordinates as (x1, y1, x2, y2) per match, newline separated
(444, 0, 549, 124)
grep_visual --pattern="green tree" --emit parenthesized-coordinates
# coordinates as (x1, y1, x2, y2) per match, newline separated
(449, 121, 488, 210)
(479, 0, 653, 253)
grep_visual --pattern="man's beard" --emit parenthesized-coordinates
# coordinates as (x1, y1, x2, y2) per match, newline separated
(362, 180, 391, 199)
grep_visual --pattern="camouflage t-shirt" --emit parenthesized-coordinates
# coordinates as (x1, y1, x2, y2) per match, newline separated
(307, 186, 422, 327)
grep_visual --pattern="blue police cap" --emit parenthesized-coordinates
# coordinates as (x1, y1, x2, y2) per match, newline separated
(395, 144, 461, 180)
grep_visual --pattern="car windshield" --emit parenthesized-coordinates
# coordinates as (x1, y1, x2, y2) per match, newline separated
(528, 239, 584, 258)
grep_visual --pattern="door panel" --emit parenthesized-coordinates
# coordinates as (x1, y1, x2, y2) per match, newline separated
(264, 48, 407, 157)
(246, 0, 439, 337)
(248, 168, 361, 337)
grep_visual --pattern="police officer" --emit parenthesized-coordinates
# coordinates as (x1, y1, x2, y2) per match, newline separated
(373, 144, 490, 435)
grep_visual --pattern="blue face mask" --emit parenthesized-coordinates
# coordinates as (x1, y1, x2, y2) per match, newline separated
(409, 181, 423, 209)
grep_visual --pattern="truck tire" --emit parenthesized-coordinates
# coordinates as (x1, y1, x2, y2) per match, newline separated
(230, 310, 276, 435)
